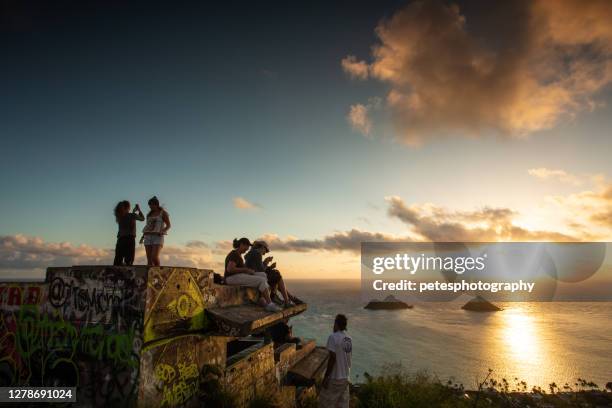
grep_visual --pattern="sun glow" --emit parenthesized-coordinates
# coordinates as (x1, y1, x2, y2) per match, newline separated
(501, 308, 541, 365)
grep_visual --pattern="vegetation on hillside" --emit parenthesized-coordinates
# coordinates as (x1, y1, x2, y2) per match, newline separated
(353, 364, 612, 408)
(197, 363, 612, 408)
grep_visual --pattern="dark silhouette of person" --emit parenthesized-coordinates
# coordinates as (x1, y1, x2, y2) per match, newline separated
(141, 196, 171, 266)
(245, 240, 302, 306)
(113, 200, 144, 266)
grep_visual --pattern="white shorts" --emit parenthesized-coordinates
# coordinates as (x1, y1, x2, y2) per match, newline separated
(225, 272, 269, 292)
(143, 234, 164, 246)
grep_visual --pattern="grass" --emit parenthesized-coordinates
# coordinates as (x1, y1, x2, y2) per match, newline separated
(354, 366, 470, 408)
(197, 362, 612, 408)
(248, 389, 283, 408)
(352, 364, 612, 408)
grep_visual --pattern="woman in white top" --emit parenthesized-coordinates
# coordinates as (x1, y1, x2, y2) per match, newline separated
(141, 196, 171, 266)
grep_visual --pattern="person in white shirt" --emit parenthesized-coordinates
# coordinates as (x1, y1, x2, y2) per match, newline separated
(319, 314, 352, 408)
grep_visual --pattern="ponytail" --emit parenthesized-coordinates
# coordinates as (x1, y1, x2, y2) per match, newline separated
(147, 196, 164, 217)
(232, 237, 252, 249)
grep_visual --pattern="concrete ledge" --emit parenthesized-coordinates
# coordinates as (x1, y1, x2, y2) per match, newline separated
(287, 347, 329, 386)
(210, 284, 260, 307)
(207, 303, 308, 336)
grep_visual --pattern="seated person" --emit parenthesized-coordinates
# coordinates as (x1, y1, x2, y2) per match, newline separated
(224, 237, 281, 312)
(270, 321, 301, 348)
(245, 240, 302, 307)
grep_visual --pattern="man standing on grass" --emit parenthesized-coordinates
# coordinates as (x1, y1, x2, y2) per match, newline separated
(319, 314, 352, 408)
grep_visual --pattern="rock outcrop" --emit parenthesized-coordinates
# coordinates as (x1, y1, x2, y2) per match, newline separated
(461, 295, 502, 312)
(364, 295, 413, 310)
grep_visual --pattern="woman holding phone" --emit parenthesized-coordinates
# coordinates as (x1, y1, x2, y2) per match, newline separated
(113, 200, 144, 266)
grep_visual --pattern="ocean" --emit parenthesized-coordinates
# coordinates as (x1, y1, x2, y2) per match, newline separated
(287, 280, 612, 390)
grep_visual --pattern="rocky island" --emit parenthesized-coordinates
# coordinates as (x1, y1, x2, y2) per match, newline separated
(462, 295, 502, 312)
(364, 295, 413, 310)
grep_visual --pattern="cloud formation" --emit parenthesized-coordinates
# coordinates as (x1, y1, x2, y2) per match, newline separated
(157, 244, 214, 269)
(0, 235, 109, 270)
(341, 55, 370, 80)
(257, 230, 408, 254)
(385, 196, 578, 242)
(2, 171, 608, 273)
(526, 168, 612, 232)
(528, 168, 582, 185)
(546, 179, 612, 230)
(233, 197, 261, 210)
(347, 104, 372, 136)
(343, 0, 612, 145)
(0, 234, 215, 275)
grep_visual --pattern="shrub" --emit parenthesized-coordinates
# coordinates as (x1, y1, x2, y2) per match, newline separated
(354, 364, 470, 408)
(248, 388, 282, 408)
(198, 364, 238, 408)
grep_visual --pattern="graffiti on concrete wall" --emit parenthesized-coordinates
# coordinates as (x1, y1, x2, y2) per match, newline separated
(154, 361, 199, 406)
(139, 334, 226, 407)
(0, 266, 257, 408)
(0, 283, 47, 387)
(0, 285, 43, 307)
(46, 267, 146, 325)
(143, 267, 216, 343)
(0, 266, 147, 407)
(4, 304, 140, 383)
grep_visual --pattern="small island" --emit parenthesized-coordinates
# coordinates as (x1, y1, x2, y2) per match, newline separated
(462, 295, 502, 312)
(364, 295, 413, 310)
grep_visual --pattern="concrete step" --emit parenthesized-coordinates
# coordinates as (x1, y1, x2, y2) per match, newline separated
(206, 303, 307, 336)
(274, 338, 317, 386)
(274, 338, 316, 363)
(294, 339, 316, 364)
(287, 347, 329, 386)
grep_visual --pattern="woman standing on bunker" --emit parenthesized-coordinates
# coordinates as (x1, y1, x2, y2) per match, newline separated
(141, 196, 171, 266)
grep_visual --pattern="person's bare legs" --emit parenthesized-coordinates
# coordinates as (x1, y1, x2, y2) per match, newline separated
(152, 245, 162, 266)
(145, 245, 153, 266)
(258, 288, 272, 306)
(278, 278, 290, 303)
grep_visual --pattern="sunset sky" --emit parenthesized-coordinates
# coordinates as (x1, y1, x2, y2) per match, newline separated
(1, 0, 611, 279)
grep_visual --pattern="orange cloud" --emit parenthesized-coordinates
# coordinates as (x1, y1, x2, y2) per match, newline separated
(341, 55, 369, 80)
(546, 179, 612, 231)
(347, 104, 372, 136)
(343, 0, 612, 145)
(385, 196, 578, 242)
(0, 234, 109, 270)
(233, 197, 261, 210)
(0, 234, 215, 276)
(256, 230, 409, 253)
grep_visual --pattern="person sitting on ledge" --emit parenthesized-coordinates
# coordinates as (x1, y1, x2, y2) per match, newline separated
(224, 237, 282, 313)
(245, 240, 302, 307)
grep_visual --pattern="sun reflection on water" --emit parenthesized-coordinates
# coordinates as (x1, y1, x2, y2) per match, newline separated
(502, 309, 540, 362)
(498, 306, 550, 384)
